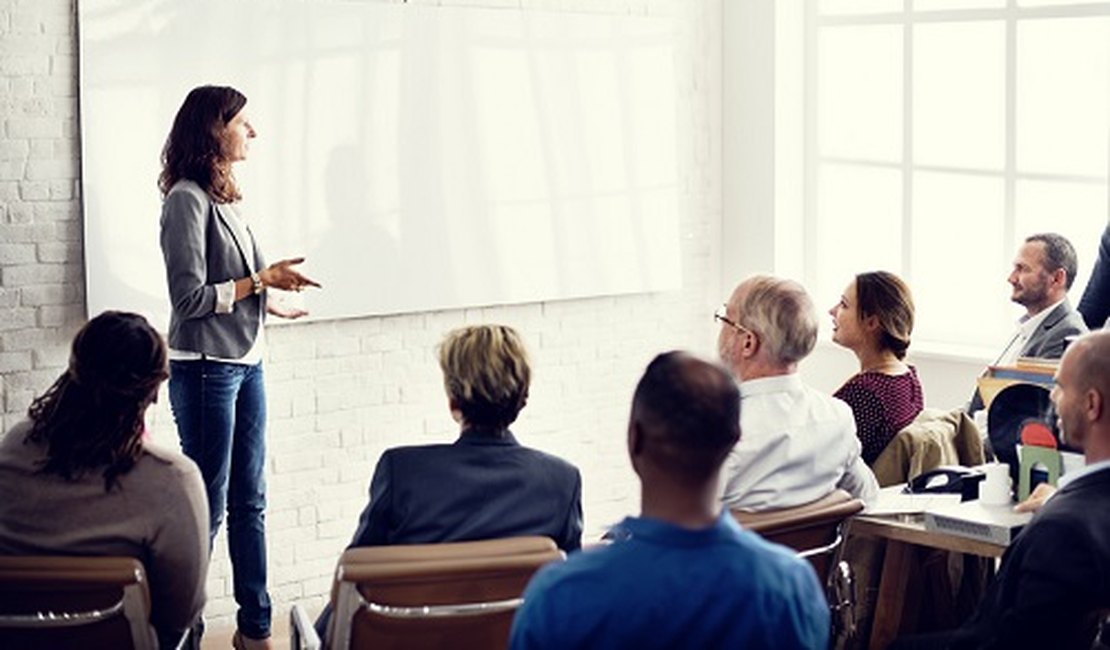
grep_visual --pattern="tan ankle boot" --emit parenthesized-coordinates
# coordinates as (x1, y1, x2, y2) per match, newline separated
(232, 630, 273, 650)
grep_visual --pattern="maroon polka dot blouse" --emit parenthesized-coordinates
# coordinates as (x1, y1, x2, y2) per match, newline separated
(834, 366, 925, 465)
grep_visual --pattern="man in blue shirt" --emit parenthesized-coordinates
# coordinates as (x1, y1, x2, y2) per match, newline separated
(509, 351, 830, 650)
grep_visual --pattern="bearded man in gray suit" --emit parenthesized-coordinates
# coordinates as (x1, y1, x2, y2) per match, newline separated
(970, 232, 1088, 413)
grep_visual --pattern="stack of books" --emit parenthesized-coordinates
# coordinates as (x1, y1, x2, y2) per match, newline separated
(976, 357, 1056, 410)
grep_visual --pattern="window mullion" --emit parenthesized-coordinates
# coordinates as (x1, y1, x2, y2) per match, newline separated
(903, 0, 914, 285)
(1003, 0, 1017, 257)
(803, 0, 819, 292)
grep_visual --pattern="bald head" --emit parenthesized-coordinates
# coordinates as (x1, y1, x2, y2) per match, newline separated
(1064, 331, 1110, 399)
(1052, 330, 1110, 458)
(630, 351, 740, 485)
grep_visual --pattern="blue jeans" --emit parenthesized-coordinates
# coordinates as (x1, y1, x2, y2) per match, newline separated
(169, 360, 272, 639)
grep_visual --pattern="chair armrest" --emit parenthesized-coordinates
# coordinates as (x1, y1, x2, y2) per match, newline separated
(290, 604, 321, 650)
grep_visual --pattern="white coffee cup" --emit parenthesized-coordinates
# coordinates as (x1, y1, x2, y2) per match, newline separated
(980, 463, 1012, 506)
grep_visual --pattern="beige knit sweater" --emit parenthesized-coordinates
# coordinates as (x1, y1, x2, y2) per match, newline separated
(0, 419, 209, 641)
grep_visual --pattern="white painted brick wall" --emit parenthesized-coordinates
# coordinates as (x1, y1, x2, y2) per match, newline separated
(1, 0, 723, 632)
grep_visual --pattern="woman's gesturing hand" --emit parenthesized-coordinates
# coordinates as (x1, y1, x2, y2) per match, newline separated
(259, 257, 322, 292)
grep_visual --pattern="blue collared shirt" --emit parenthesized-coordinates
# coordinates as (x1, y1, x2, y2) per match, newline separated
(510, 512, 829, 650)
(1058, 458, 1110, 490)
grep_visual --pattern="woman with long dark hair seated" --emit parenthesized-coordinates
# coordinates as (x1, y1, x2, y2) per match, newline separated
(0, 311, 209, 648)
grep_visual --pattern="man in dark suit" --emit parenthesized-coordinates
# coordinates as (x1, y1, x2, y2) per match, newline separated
(901, 330, 1110, 649)
(1078, 223, 1110, 330)
(970, 233, 1088, 413)
(315, 325, 582, 639)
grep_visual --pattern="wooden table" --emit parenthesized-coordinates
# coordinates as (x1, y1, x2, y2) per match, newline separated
(849, 514, 1007, 650)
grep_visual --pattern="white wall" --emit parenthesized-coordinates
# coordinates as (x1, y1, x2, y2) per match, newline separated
(0, 0, 723, 627)
(803, 343, 986, 411)
(721, 0, 776, 281)
(720, 0, 990, 414)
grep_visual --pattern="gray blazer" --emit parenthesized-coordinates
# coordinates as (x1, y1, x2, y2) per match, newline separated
(968, 300, 1088, 413)
(160, 180, 266, 358)
(1019, 300, 1088, 360)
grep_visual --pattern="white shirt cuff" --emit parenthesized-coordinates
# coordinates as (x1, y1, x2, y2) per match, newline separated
(214, 279, 236, 314)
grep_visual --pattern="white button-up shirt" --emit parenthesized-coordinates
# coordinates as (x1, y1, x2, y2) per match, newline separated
(721, 374, 880, 511)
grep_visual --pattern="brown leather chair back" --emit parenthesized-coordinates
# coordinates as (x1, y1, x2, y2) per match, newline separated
(732, 489, 864, 582)
(328, 536, 564, 650)
(0, 555, 156, 650)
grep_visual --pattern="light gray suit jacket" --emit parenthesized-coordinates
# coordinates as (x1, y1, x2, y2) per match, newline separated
(160, 180, 266, 358)
(968, 300, 1087, 413)
(1018, 300, 1088, 360)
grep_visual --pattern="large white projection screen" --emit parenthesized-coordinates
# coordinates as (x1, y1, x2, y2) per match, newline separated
(79, 0, 682, 328)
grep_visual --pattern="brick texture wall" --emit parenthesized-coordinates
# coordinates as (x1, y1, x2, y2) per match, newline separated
(0, 0, 722, 628)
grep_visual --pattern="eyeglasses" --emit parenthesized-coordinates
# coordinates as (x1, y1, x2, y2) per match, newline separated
(714, 304, 751, 335)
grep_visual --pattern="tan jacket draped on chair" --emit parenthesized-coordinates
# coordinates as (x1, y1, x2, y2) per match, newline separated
(847, 408, 989, 648)
(871, 408, 985, 487)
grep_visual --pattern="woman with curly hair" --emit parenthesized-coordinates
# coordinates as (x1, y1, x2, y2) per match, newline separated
(0, 311, 208, 649)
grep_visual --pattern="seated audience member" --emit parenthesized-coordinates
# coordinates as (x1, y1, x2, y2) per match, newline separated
(895, 330, 1110, 650)
(1078, 222, 1110, 329)
(346, 325, 582, 547)
(716, 275, 879, 510)
(316, 325, 583, 638)
(970, 233, 1087, 412)
(0, 311, 208, 649)
(509, 352, 830, 650)
(829, 271, 925, 464)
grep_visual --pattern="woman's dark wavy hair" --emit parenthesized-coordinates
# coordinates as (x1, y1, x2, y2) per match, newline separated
(855, 271, 915, 360)
(158, 85, 247, 203)
(25, 311, 169, 491)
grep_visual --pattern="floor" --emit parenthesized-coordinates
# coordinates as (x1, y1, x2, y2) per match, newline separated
(201, 616, 291, 650)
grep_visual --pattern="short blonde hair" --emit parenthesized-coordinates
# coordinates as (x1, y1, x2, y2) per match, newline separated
(438, 325, 531, 428)
(736, 275, 817, 365)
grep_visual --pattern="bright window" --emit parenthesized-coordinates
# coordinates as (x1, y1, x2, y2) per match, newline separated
(791, 2, 1109, 355)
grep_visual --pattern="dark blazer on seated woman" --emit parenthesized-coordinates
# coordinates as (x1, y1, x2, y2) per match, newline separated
(350, 426, 583, 552)
(316, 325, 582, 641)
(315, 428, 581, 640)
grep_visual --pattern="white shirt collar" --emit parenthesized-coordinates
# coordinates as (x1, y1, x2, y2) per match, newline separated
(738, 373, 803, 398)
(1018, 298, 1065, 333)
(1058, 458, 1110, 490)
(996, 298, 1066, 366)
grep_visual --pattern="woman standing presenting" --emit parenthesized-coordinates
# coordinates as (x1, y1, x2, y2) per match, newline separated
(159, 85, 319, 649)
(829, 271, 924, 465)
